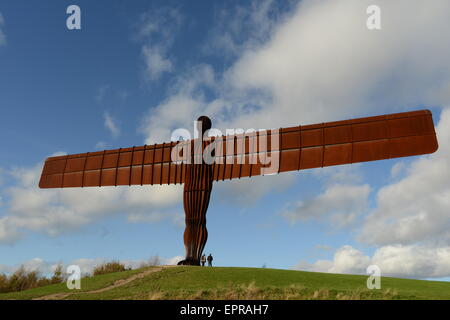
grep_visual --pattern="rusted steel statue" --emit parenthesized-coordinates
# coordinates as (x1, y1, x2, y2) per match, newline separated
(181, 116, 213, 265)
(39, 109, 439, 265)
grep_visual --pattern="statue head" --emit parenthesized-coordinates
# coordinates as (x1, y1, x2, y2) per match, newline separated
(197, 115, 212, 135)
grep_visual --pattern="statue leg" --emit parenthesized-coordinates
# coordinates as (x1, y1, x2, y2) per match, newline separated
(178, 164, 213, 266)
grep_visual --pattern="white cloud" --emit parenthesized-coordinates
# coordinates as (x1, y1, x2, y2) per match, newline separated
(22, 258, 56, 273)
(225, 0, 450, 129)
(215, 173, 296, 206)
(137, 7, 183, 81)
(310, 165, 364, 186)
(142, 46, 173, 81)
(295, 244, 450, 279)
(0, 13, 6, 46)
(0, 162, 183, 244)
(371, 245, 450, 279)
(163, 255, 183, 266)
(103, 111, 121, 138)
(0, 217, 22, 245)
(359, 108, 450, 246)
(140, 64, 217, 144)
(137, 7, 183, 40)
(282, 183, 371, 228)
(390, 161, 407, 179)
(70, 257, 106, 275)
(295, 245, 370, 274)
(204, 0, 292, 57)
(95, 141, 108, 150)
(0, 257, 62, 275)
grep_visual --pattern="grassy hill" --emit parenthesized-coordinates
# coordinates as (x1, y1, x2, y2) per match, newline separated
(1, 266, 449, 300)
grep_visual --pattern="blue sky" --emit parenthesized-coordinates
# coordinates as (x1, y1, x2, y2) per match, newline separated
(1, 0, 450, 280)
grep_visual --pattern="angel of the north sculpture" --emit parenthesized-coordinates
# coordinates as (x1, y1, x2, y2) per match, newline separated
(39, 109, 438, 265)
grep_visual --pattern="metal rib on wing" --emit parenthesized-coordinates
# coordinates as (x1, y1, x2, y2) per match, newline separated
(209, 109, 438, 180)
(39, 142, 187, 188)
(39, 109, 438, 188)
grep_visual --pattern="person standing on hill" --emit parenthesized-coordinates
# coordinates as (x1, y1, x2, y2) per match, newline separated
(207, 254, 213, 267)
(201, 254, 206, 266)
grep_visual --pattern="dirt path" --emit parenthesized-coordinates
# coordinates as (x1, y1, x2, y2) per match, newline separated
(35, 265, 174, 300)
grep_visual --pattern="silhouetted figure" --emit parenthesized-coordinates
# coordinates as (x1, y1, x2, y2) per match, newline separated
(201, 254, 206, 266)
(207, 254, 213, 267)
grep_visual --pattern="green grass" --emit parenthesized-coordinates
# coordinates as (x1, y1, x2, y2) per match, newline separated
(1, 266, 449, 300)
(0, 267, 144, 300)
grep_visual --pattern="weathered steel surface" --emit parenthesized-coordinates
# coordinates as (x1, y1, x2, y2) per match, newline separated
(39, 143, 184, 188)
(178, 116, 213, 265)
(38, 110, 439, 264)
(210, 109, 438, 178)
(178, 163, 213, 265)
(39, 109, 438, 188)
